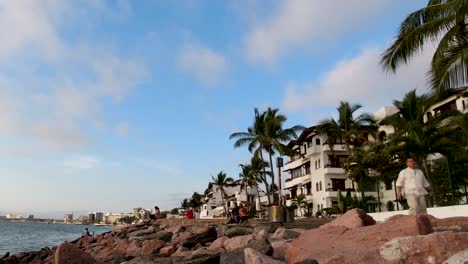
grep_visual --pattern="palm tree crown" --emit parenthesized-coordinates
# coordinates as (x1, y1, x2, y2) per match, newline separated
(381, 0, 468, 92)
(211, 171, 234, 216)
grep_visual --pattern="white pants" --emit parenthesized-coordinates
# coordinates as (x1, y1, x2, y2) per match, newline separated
(406, 194, 427, 215)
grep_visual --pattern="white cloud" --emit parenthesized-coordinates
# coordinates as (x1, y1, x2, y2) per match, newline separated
(283, 45, 435, 115)
(116, 122, 129, 137)
(245, 0, 392, 65)
(64, 155, 99, 169)
(177, 44, 227, 86)
(0, 1, 146, 151)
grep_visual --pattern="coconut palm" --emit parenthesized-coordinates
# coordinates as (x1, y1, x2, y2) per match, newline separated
(263, 107, 303, 201)
(240, 156, 272, 210)
(211, 171, 234, 216)
(181, 198, 190, 210)
(381, 0, 468, 92)
(381, 90, 463, 204)
(230, 107, 302, 205)
(317, 101, 377, 153)
(291, 194, 308, 217)
(230, 108, 271, 204)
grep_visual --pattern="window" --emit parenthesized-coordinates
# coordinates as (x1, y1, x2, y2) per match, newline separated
(304, 144, 307, 154)
(307, 139, 312, 148)
(331, 178, 346, 191)
(378, 131, 386, 141)
(315, 138, 321, 145)
(304, 162, 311, 175)
(385, 179, 393, 191)
(317, 204, 320, 211)
(291, 167, 302, 178)
(318, 159, 321, 168)
(319, 181, 322, 191)
(315, 161, 317, 169)
(306, 182, 312, 195)
(316, 183, 319, 191)
(463, 100, 466, 110)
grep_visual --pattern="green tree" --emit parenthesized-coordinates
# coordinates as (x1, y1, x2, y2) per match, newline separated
(381, 90, 463, 205)
(189, 192, 203, 210)
(318, 101, 377, 202)
(181, 198, 190, 210)
(230, 108, 272, 204)
(211, 171, 234, 216)
(262, 107, 303, 202)
(291, 194, 308, 217)
(241, 155, 272, 210)
(170, 208, 179, 215)
(381, 0, 468, 92)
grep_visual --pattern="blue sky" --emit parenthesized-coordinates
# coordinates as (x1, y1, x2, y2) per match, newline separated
(0, 0, 432, 218)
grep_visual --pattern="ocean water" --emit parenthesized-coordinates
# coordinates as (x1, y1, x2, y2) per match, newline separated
(0, 221, 111, 256)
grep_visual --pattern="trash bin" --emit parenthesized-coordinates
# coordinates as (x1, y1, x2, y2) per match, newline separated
(284, 207, 295, 223)
(269, 206, 284, 223)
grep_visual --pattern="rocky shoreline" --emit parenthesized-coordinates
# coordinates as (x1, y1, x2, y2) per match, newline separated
(1, 209, 468, 264)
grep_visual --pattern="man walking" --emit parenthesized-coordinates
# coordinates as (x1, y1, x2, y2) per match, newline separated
(396, 157, 431, 215)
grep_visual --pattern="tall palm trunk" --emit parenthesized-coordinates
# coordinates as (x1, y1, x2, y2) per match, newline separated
(256, 186, 261, 212)
(220, 188, 228, 216)
(258, 149, 271, 205)
(421, 157, 436, 207)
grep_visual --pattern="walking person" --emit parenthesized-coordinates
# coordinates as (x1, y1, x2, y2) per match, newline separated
(231, 203, 240, 224)
(396, 157, 431, 215)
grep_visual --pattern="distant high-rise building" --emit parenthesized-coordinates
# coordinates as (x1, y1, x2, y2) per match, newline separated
(94, 212, 104, 223)
(27, 215, 34, 220)
(88, 213, 96, 223)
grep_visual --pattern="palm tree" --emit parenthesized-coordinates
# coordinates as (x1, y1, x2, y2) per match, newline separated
(381, 90, 462, 204)
(230, 107, 302, 205)
(230, 108, 271, 204)
(317, 101, 377, 153)
(291, 194, 308, 217)
(181, 198, 190, 210)
(211, 171, 234, 216)
(381, 0, 468, 92)
(263, 107, 303, 201)
(318, 101, 377, 195)
(240, 155, 272, 210)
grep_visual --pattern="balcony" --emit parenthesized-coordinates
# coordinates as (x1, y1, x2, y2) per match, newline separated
(285, 176, 304, 189)
(322, 144, 347, 152)
(306, 145, 321, 157)
(323, 165, 345, 174)
(284, 158, 303, 171)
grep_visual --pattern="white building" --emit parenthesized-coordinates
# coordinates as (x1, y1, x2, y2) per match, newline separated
(200, 180, 258, 218)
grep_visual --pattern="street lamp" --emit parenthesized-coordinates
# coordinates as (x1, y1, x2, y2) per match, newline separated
(277, 157, 284, 206)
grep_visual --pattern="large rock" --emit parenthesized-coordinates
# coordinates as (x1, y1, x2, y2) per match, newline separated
(126, 240, 142, 258)
(225, 227, 252, 238)
(244, 248, 285, 264)
(220, 248, 244, 264)
(138, 231, 173, 242)
(286, 214, 434, 264)
(245, 238, 273, 256)
(180, 226, 218, 248)
(208, 236, 228, 253)
(271, 240, 289, 260)
(442, 250, 468, 264)
(271, 228, 301, 240)
(159, 245, 176, 257)
(319, 208, 376, 230)
(183, 248, 220, 264)
(224, 234, 255, 252)
(380, 232, 468, 264)
(54, 242, 98, 264)
(431, 216, 468, 228)
(127, 228, 155, 238)
(141, 240, 166, 256)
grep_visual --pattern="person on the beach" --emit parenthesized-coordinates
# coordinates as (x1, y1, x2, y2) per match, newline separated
(186, 208, 194, 219)
(396, 157, 431, 215)
(82, 228, 91, 237)
(239, 203, 248, 223)
(150, 206, 161, 220)
(226, 212, 236, 224)
(231, 202, 240, 223)
(194, 210, 200, 219)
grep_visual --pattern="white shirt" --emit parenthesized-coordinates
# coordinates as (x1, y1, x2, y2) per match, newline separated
(396, 167, 430, 196)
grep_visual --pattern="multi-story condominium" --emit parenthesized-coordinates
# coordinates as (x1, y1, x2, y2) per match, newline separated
(424, 87, 468, 123)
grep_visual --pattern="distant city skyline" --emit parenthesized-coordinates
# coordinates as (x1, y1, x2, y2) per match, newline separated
(0, 1, 430, 217)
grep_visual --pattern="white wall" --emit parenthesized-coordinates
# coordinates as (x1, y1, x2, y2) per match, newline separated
(368, 204, 468, 222)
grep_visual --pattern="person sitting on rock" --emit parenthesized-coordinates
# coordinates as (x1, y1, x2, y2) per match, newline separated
(239, 203, 249, 223)
(226, 212, 236, 224)
(150, 206, 161, 220)
(231, 202, 240, 223)
(81, 228, 91, 237)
